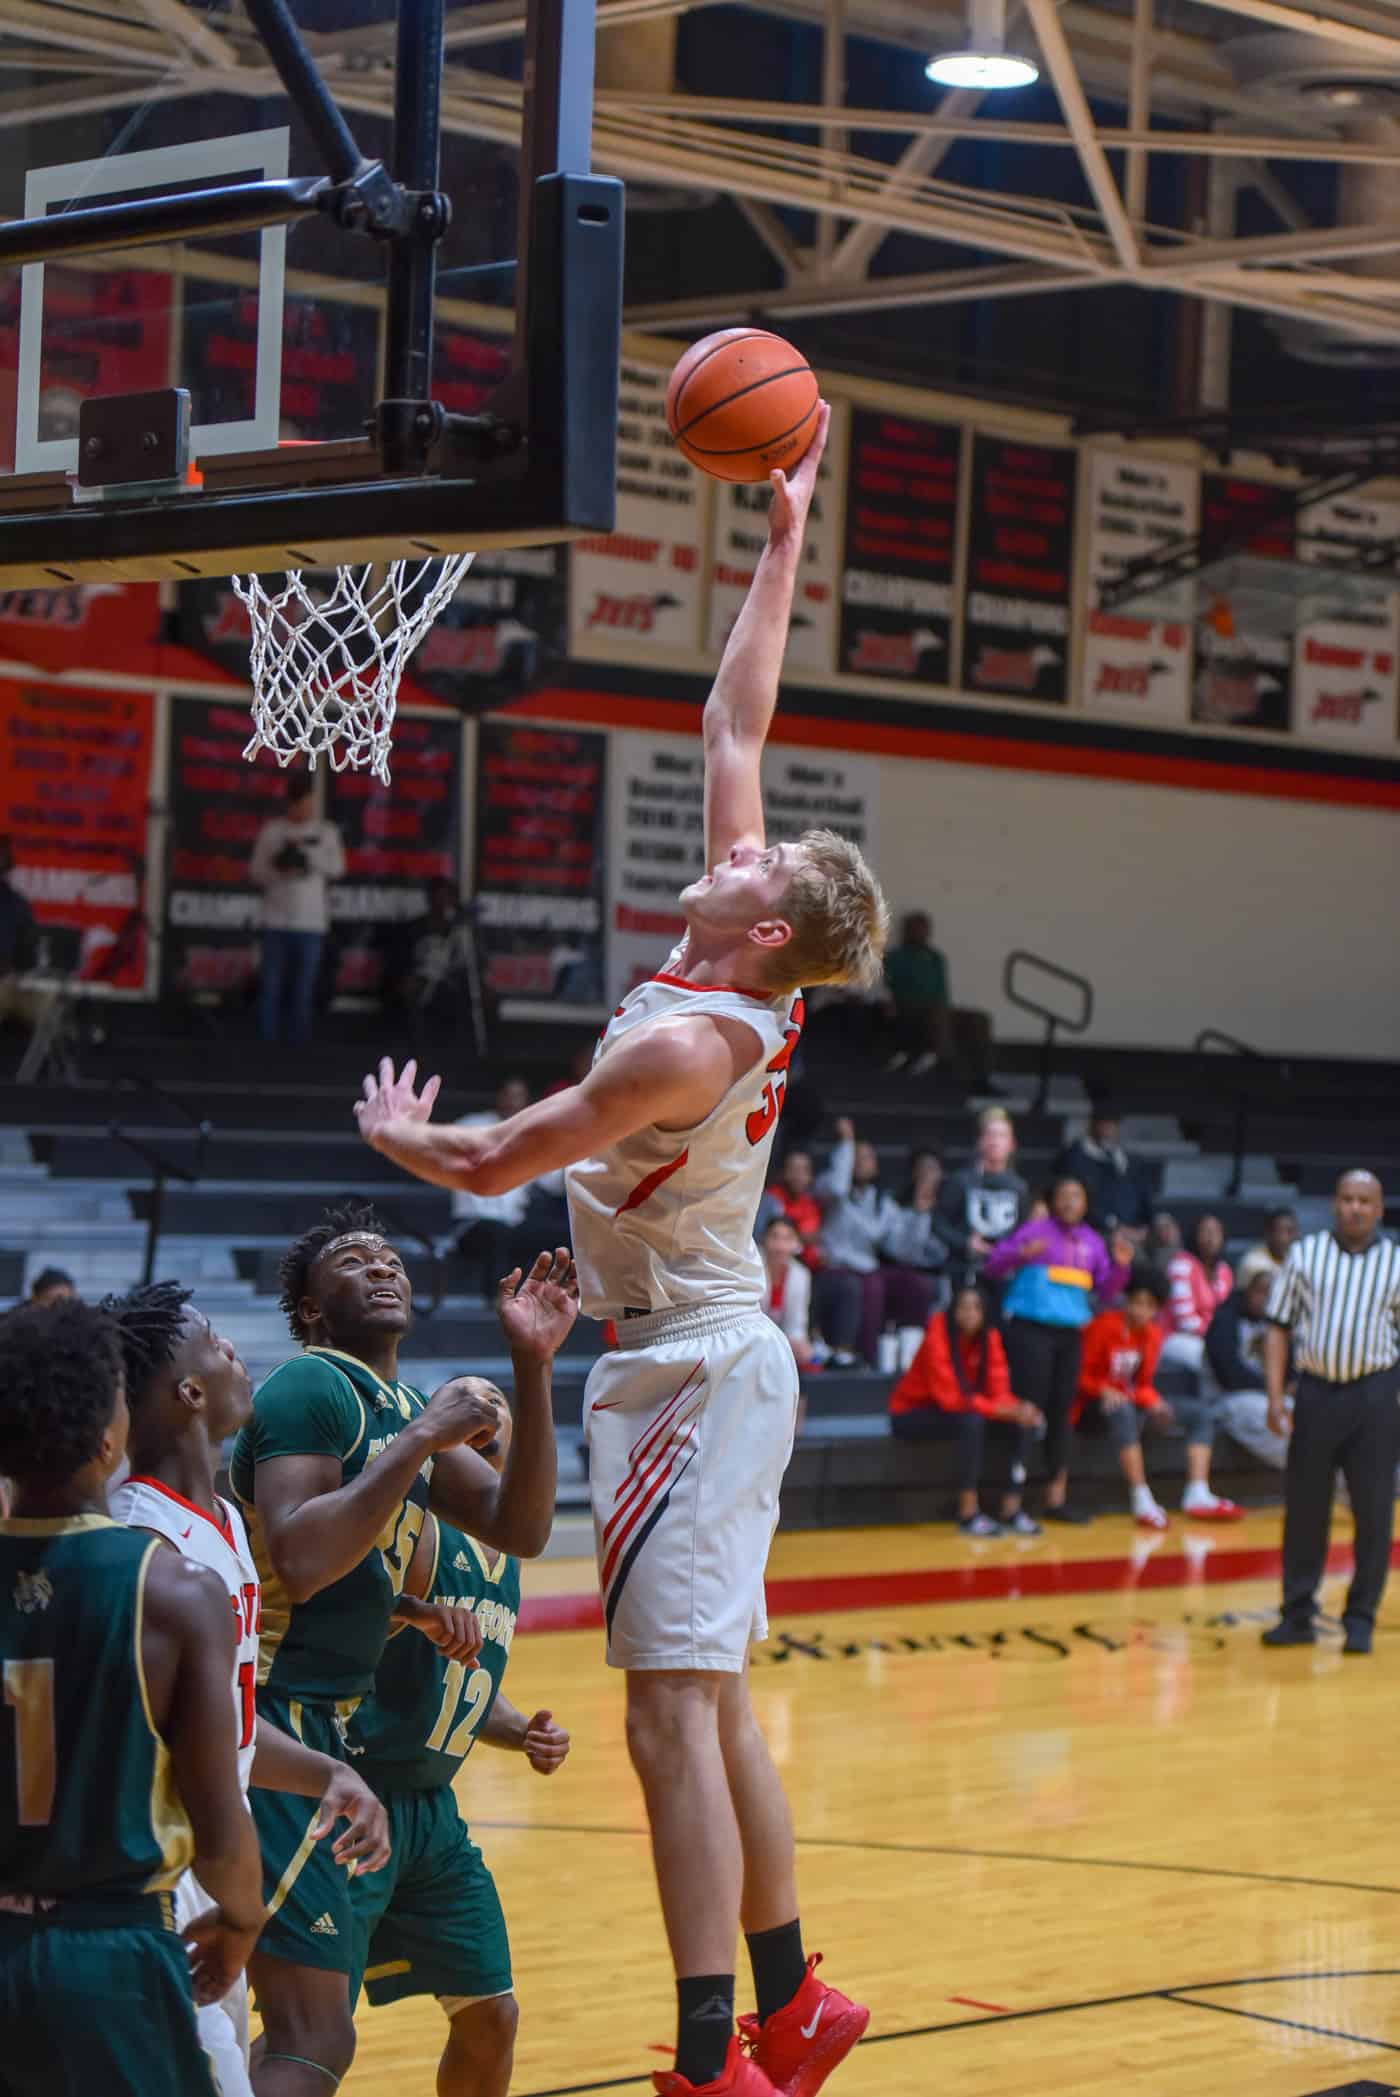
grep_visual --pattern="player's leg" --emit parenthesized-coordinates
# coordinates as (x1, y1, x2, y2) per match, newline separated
(437, 1995, 519, 2097)
(247, 1699, 360, 2094)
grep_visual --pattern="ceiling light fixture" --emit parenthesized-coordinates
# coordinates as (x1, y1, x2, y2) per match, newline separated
(927, 0, 1039, 89)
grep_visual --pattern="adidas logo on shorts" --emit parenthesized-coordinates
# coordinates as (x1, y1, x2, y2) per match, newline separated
(310, 1913, 339, 1937)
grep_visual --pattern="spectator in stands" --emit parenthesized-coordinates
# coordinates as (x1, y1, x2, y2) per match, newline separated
(757, 1148, 823, 1269)
(1163, 1213, 1234, 1372)
(1206, 1265, 1291, 1469)
(984, 1177, 1133, 1523)
(936, 1108, 1028, 1273)
(1055, 1105, 1152, 1236)
(813, 1119, 937, 1366)
(450, 1075, 533, 1300)
(762, 1216, 813, 1371)
(889, 1283, 1045, 1536)
(881, 912, 993, 1087)
(1240, 1205, 1299, 1279)
(28, 1267, 75, 1307)
(1146, 1209, 1181, 1263)
(0, 834, 45, 1040)
(1077, 1268, 1243, 1530)
(883, 1151, 951, 1307)
(386, 878, 478, 1038)
(251, 772, 346, 1046)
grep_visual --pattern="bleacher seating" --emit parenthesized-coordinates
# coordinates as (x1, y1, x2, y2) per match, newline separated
(2, 1011, 1396, 1533)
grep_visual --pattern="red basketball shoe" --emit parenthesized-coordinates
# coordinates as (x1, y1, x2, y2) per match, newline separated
(653, 2037, 778, 2096)
(736, 1956, 870, 2097)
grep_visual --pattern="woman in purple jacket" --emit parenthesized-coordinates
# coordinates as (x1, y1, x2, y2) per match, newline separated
(984, 1177, 1133, 1523)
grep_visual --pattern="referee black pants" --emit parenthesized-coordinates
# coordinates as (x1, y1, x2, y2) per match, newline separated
(1281, 1367, 1400, 1629)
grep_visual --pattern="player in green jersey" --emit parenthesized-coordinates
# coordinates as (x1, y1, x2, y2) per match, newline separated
(0, 1297, 264, 2097)
(346, 1387, 571, 2097)
(230, 1195, 577, 2097)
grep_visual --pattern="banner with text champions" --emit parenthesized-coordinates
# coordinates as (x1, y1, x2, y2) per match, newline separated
(606, 730, 880, 1003)
(161, 698, 284, 1001)
(707, 401, 846, 676)
(568, 361, 706, 659)
(325, 715, 461, 998)
(960, 435, 1076, 704)
(473, 721, 607, 1005)
(839, 410, 960, 684)
(0, 680, 154, 992)
(1082, 450, 1196, 726)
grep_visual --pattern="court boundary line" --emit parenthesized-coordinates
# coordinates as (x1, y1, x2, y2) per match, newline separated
(469, 1817, 1400, 1900)
(519, 1535, 1384, 1633)
(1163, 1990, 1400, 2053)
(516, 1969, 1400, 2096)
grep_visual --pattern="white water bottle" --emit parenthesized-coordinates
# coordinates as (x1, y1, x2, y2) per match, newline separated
(877, 1323, 900, 1374)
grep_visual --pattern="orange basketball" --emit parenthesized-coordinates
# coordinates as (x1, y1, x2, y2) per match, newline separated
(665, 329, 819, 484)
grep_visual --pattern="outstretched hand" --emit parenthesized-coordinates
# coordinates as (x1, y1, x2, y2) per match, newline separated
(355, 1056, 442, 1150)
(496, 1249, 580, 1363)
(768, 400, 831, 546)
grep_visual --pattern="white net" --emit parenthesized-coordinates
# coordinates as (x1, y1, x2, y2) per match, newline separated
(234, 555, 476, 782)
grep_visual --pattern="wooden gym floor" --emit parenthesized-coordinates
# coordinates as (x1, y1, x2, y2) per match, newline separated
(346, 1509, 1400, 2097)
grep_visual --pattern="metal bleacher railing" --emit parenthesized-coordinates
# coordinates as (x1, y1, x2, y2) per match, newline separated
(1002, 949, 1095, 1111)
(1192, 1027, 1275, 1200)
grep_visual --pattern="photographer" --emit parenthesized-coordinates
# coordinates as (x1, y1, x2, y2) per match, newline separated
(250, 773, 346, 1044)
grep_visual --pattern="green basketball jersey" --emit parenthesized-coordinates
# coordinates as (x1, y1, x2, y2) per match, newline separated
(0, 1517, 193, 1904)
(347, 1519, 520, 1792)
(229, 1347, 435, 1701)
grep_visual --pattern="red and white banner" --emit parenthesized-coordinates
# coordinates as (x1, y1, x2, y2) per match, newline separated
(1292, 491, 1400, 748)
(705, 399, 845, 674)
(0, 678, 155, 991)
(1081, 449, 1196, 725)
(569, 361, 707, 659)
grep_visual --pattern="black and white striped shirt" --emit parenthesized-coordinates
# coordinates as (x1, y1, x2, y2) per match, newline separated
(1266, 1232, 1400, 1383)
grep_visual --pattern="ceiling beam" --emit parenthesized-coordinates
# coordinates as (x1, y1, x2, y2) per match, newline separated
(625, 260, 1101, 324)
(1182, 0, 1400, 63)
(0, 0, 175, 63)
(1149, 216, 1400, 272)
(131, 0, 230, 67)
(831, 86, 985, 278)
(1025, 0, 1138, 268)
(1125, 0, 1151, 225)
(735, 197, 802, 276)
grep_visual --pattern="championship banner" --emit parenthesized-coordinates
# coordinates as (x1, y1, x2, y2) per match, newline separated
(473, 720, 607, 1005)
(961, 434, 1076, 703)
(160, 697, 284, 1002)
(1292, 492, 1400, 748)
(326, 714, 463, 997)
(606, 729, 880, 1003)
(707, 400, 846, 675)
(405, 549, 569, 714)
(0, 580, 161, 681)
(568, 361, 706, 658)
(183, 284, 380, 441)
(1081, 450, 1196, 725)
(0, 266, 172, 472)
(839, 410, 960, 684)
(0, 679, 154, 991)
(1192, 476, 1293, 732)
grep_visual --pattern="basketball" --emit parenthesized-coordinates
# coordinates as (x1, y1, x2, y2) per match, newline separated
(665, 328, 820, 484)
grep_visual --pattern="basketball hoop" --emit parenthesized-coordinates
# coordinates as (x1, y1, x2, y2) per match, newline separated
(234, 555, 475, 783)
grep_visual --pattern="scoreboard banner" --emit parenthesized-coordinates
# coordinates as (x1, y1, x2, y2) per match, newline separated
(1291, 491, 1400, 749)
(707, 399, 846, 675)
(839, 409, 961, 685)
(473, 719, 608, 1005)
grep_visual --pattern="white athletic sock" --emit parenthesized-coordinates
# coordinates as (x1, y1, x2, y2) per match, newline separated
(1181, 1481, 1215, 1511)
(1130, 1483, 1158, 1518)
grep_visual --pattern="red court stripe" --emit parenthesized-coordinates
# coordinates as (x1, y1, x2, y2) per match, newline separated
(518, 1535, 1386, 1636)
(948, 1996, 1011, 2014)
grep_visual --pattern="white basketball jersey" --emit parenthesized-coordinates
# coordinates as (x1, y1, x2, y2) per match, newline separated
(110, 1476, 260, 1796)
(567, 962, 805, 1322)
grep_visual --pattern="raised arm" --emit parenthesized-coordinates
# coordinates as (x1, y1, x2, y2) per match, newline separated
(703, 403, 830, 866)
(355, 1016, 756, 1195)
(426, 1252, 578, 1559)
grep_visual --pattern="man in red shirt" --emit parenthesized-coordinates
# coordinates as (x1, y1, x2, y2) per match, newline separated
(1077, 1272, 1242, 1529)
(889, 1284, 1044, 1535)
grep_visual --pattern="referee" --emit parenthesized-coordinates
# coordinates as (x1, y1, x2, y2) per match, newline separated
(1261, 1169, 1400, 1656)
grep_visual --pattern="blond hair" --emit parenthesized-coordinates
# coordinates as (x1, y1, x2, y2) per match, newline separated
(767, 828, 889, 994)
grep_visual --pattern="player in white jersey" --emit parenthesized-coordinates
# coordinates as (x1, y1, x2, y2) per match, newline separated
(355, 403, 887, 2097)
(105, 1283, 392, 2097)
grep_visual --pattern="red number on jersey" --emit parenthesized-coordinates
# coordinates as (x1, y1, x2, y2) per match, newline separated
(236, 1659, 256, 1750)
(745, 997, 805, 1147)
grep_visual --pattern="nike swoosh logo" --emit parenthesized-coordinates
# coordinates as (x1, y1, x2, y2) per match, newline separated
(801, 2005, 824, 2041)
(179, 1526, 193, 1540)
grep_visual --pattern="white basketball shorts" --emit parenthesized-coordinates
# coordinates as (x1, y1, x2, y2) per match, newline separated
(584, 1305, 800, 1672)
